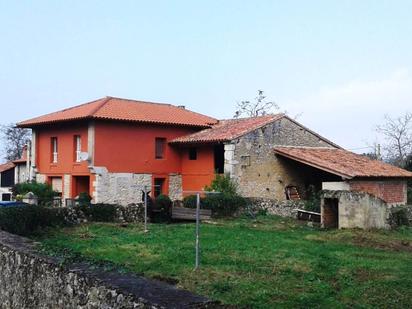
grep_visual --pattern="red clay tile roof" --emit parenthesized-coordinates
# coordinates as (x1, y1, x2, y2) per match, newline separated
(171, 114, 285, 144)
(274, 146, 412, 179)
(0, 162, 15, 173)
(18, 97, 218, 128)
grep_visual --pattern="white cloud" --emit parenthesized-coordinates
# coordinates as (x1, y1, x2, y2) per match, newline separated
(285, 69, 412, 151)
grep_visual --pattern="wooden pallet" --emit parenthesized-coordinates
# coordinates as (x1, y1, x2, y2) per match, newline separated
(171, 207, 212, 221)
(285, 186, 301, 200)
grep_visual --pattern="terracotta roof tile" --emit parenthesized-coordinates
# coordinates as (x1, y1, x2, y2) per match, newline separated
(18, 97, 218, 128)
(274, 146, 412, 179)
(0, 162, 15, 173)
(171, 114, 285, 144)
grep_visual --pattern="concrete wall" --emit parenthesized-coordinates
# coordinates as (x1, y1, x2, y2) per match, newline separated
(227, 117, 338, 200)
(0, 231, 214, 309)
(168, 173, 183, 200)
(321, 190, 390, 229)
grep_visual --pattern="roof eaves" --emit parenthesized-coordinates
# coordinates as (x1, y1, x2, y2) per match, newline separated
(273, 148, 353, 179)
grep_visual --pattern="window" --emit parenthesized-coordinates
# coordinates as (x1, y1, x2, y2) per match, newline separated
(1, 193, 11, 201)
(51, 137, 58, 163)
(74, 135, 81, 162)
(154, 178, 165, 197)
(1, 168, 15, 188)
(189, 147, 197, 160)
(155, 138, 166, 159)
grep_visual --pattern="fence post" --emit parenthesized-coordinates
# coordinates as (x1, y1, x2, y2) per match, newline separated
(195, 192, 200, 270)
(144, 186, 148, 233)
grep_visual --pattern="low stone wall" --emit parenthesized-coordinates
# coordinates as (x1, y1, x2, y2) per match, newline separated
(243, 198, 304, 218)
(0, 231, 216, 308)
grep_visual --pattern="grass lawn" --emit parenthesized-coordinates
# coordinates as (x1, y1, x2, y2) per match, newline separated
(37, 216, 412, 308)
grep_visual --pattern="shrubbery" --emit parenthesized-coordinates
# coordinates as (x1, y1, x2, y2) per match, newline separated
(13, 181, 58, 205)
(389, 207, 410, 227)
(183, 193, 246, 217)
(77, 203, 117, 222)
(0, 205, 69, 236)
(184, 174, 247, 217)
(150, 194, 172, 222)
(205, 174, 238, 196)
(304, 185, 321, 213)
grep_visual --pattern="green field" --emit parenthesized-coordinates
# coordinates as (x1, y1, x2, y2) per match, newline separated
(37, 216, 412, 308)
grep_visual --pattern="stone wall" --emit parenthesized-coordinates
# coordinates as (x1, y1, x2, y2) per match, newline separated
(243, 198, 305, 218)
(92, 167, 151, 205)
(227, 117, 337, 200)
(168, 173, 183, 201)
(0, 231, 216, 308)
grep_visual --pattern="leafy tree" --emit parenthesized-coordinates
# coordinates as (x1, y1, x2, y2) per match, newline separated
(0, 123, 31, 161)
(234, 90, 279, 118)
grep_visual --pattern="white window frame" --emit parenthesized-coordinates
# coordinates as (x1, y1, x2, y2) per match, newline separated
(75, 135, 81, 162)
(52, 137, 58, 163)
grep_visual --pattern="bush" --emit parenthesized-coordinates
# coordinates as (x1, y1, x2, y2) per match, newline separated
(183, 193, 246, 217)
(205, 174, 238, 195)
(389, 207, 410, 227)
(77, 203, 117, 222)
(407, 182, 412, 205)
(150, 194, 172, 222)
(78, 192, 92, 207)
(304, 185, 321, 213)
(12, 182, 59, 206)
(0, 205, 69, 236)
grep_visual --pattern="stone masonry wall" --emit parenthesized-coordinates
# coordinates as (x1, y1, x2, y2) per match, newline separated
(243, 198, 305, 218)
(168, 173, 183, 201)
(0, 231, 215, 309)
(92, 167, 151, 206)
(228, 117, 337, 200)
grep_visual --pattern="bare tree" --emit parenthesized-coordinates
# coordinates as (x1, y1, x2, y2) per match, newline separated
(234, 90, 279, 118)
(376, 112, 412, 167)
(0, 124, 31, 161)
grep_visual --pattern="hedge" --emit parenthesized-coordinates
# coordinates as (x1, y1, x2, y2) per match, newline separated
(0, 205, 70, 236)
(183, 193, 246, 217)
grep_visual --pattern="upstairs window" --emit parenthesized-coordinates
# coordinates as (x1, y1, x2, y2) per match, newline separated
(74, 135, 81, 162)
(51, 137, 58, 163)
(155, 138, 166, 159)
(189, 147, 197, 160)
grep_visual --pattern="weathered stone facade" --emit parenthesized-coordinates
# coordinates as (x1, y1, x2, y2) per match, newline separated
(91, 167, 151, 205)
(226, 117, 337, 200)
(243, 198, 305, 218)
(63, 174, 71, 200)
(168, 173, 183, 201)
(0, 231, 216, 308)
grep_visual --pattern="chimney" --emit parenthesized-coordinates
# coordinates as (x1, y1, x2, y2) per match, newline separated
(177, 105, 186, 109)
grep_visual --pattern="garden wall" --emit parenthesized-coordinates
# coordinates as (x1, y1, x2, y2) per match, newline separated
(244, 198, 304, 217)
(0, 231, 216, 309)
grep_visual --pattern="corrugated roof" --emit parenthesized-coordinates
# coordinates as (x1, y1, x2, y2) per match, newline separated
(274, 146, 412, 179)
(171, 114, 285, 144)
(18, 96, 218, 128)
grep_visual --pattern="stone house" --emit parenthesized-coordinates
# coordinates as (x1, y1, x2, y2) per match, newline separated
(17, 96, 412, 228)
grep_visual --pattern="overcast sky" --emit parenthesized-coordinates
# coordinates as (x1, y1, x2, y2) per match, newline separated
(1, 1, 411, 155)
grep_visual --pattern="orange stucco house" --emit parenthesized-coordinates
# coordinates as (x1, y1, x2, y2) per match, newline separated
(18, 97, 222, 205)
(18, 96, 412, 208)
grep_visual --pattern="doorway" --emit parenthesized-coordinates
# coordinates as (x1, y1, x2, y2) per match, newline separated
(323, 198, 339, 228)
(73, 176, 90, 198)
